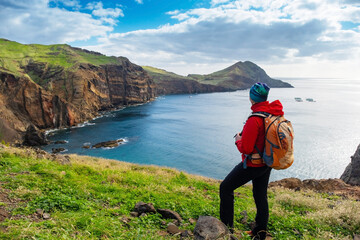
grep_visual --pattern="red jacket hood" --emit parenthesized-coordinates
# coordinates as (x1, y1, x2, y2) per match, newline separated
(251, 100, 284, 116)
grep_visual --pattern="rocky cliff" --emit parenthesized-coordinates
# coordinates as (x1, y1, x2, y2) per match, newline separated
(341, 144, 360, 186)
(0, 39, 156, 145)
(142, 66, 227, 95)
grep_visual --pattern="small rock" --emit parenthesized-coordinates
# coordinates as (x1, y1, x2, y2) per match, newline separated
(157, 208, 183, 222)
(172, 220, 180, 226)
(130, 211, 139, 217)
(189, 218, 196, 224)
(121, 216, 131, 224)
(36, 209, 44, 217)
(180, 230, 192, 238)
(52, 154, 71, 165)
(193, 216, 230, 240)
(134, 201, 156, 214)
(43, 213, 51, 219)
(51, 148, 66, 154)
(82, 145, 90, 149)
(54, 140, 67, 144)
(167, 223, 182, 235)
(354, 234, 360, 240)
(139, 213, 147, 217)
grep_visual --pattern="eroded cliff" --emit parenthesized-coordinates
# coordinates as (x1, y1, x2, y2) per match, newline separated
(0, 40, 156, 145)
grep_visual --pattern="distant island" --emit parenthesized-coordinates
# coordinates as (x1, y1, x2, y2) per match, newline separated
(0, 39, 292, 146)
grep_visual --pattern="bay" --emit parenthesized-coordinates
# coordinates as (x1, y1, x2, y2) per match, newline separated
(43, 78, 360, 181)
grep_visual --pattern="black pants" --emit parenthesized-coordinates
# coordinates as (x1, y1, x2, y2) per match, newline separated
(220, 162, 272, 235)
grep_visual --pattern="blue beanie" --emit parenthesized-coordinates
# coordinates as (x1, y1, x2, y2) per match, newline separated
(249, 83, 270, 103)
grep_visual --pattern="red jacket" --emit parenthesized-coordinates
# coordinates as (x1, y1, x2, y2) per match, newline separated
(235, 100, 284, 167)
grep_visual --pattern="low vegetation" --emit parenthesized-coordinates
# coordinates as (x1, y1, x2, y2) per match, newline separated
(0, 38, 120, 77)
(0, 145, 359, 239)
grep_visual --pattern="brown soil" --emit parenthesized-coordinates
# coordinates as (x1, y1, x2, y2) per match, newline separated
(269, 178, 360, 200)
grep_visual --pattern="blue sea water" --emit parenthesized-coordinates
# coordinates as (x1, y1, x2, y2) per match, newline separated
(43, 78, 360, 181)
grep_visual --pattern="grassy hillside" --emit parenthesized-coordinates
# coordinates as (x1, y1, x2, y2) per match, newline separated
(0, 145, 359, 239)
(0, 39, 120, 76)
(144, 62, 292, 90)
(142, 66, 189, 83)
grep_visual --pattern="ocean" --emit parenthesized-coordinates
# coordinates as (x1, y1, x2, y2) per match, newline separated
(43, 78, 360, 181)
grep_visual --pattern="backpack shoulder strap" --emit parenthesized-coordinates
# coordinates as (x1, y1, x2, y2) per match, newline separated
(249, 111, 270, 119)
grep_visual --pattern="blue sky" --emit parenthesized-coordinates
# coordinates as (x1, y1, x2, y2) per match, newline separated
(1, 0, 360, 78)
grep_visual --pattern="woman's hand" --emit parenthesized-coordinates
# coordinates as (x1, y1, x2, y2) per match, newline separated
(234, 133, 242, 142)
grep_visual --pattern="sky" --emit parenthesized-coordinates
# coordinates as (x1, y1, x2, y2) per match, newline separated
(1, 0, 360, 79)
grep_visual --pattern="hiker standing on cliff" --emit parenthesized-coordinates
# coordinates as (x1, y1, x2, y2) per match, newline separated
(220, 83, 285, 240)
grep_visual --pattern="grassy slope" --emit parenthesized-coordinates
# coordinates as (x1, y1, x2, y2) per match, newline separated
(143, 62, 287, 90)
(142, 66, 189, 83)
(0, 145, 359, 239)
(188, 61, 268, 86)
(0, 39, 119, 77)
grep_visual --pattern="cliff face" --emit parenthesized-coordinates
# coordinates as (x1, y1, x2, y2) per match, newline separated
(154, 78, 227, 95)
(341, 144, 360, 186)
(0, 71, 79, 144)
(143, 66, 227, 95)
(0, 40, 156, 145)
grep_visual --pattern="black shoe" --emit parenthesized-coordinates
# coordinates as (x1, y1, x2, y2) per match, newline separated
(252, 230, 267, 240)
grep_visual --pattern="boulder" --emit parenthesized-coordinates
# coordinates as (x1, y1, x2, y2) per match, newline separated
(23, 125, 48, 146)
(92, 139, 124, 149)
(193, 216, 230, 240)
(341, 144, 360, 186)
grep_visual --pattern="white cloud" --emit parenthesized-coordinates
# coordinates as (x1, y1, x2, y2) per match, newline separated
(0, 0, 113, 44)
(1, 0, 360, 78)
(134, 0, 143, 4)
(83, 0, 360, 78)
(0, 0, 123, 44)
(87, 2, 124, 18)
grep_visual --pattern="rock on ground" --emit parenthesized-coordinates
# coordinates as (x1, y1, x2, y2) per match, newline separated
(193, 216, 230, 240)
(134, 202, 156, 214)
(157, 208, 183, 222)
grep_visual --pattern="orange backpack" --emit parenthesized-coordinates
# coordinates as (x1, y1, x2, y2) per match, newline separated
(251, 112, 294, 170)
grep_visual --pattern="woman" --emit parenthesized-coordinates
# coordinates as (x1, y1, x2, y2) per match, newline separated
(219, 82, 284, 240)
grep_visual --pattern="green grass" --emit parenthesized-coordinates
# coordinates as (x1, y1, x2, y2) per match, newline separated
(0, 145, 359, 239)
(0, 39, 120, 78)
(142, 66, 189, 83)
